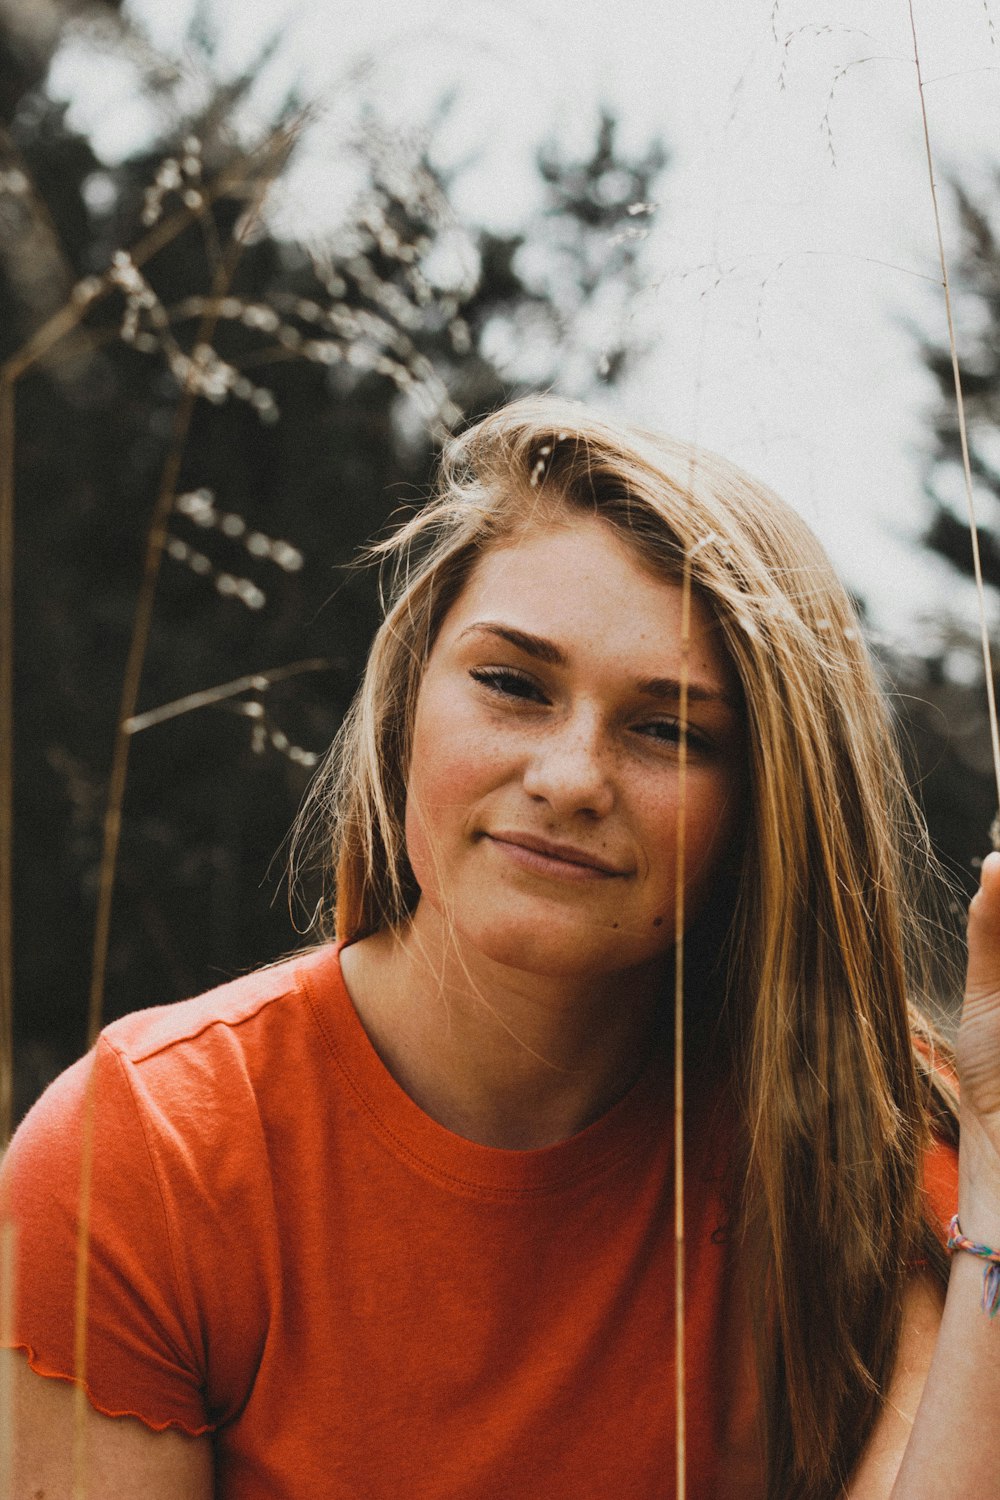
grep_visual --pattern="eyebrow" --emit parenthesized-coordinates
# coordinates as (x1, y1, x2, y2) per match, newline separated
(459, 622, 737, 708)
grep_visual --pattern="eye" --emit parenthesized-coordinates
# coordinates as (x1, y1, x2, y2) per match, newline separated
(634, 718, 711, 752)
(469, 666, 548, 703)
(635, 717, 682, 743)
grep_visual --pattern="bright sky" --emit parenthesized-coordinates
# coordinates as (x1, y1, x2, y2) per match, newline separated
(49, 0, 1000, 657)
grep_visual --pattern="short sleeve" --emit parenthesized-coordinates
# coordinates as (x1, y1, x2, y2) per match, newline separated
(910, 1030, 960, 1251)
(0, 1038, 212, 1435)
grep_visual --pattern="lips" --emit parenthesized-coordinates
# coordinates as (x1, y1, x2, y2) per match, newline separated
(485, 830, 625, 876)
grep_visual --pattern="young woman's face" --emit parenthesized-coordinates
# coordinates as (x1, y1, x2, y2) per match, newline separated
(404, 516, 745, 980)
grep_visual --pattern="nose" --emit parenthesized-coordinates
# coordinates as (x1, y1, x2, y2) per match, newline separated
(521, 710, 615, 819)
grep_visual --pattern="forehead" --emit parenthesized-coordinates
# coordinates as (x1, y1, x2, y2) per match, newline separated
(440, 517, 731, 685)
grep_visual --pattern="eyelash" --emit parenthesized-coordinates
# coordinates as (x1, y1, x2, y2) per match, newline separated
(470, 666, 544, 701)
(468, 667, 710, 750)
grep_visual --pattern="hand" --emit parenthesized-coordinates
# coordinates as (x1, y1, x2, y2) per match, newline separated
(957, 851, 1000, 1182)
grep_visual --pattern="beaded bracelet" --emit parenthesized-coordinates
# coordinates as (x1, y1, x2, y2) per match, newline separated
(947, 1214, 1000, 1318)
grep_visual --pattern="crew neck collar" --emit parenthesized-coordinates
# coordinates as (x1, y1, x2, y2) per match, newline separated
(298, 943, 677, 1200)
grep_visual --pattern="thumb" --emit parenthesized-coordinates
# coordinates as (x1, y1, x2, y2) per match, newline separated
(966, 850, 1000, 1003)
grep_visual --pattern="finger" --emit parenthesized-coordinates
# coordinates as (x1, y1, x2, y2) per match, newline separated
(966, 850, 1000, 1001)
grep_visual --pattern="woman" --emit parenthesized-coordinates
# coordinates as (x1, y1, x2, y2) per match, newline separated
(5, 395, 1000, 1498)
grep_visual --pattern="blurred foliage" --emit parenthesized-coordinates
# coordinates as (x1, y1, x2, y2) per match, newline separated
(1, 1, 668, 1111)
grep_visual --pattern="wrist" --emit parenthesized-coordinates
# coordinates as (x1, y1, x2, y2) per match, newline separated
(947, 1214, 1000, 1318)
(958, 1107, 1000, 1239)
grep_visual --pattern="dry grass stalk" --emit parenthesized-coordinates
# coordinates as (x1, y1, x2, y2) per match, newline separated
(0, 90, 467, 1489)
(0, 376, 13, 1157)
(2, 119, 301, 386)
(123, 659, 331, 737)
(907, 0, 1000, 814)
(0, 1219, 16, 1497)
(50, 128, 297, 1498)
(0, 369, 12, 1500)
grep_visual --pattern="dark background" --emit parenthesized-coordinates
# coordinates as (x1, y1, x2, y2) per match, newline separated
(3, 1, 999, 1119)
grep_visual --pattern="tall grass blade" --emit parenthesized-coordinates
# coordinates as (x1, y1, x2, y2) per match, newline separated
(0, 377, 13, 1155)
(66, 137, 296, 1496)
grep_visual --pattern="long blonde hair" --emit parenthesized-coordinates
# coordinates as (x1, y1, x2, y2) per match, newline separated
(296, 394, 960, 1497)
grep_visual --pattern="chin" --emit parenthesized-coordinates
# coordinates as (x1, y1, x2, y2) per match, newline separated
(461, 913, 660, 982)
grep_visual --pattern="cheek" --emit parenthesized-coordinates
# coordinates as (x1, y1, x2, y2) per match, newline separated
(678, 771, 743, 900)
(636, 768, 738, 889)
(403, 750, 453, 896)
(403, 694, 504, 890)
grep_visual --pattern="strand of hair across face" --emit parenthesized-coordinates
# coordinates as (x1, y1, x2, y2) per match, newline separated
(673, 548, 693, 1500)
(907, 0, 1000, 815)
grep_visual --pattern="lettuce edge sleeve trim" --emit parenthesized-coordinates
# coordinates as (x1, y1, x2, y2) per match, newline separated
(1, 1341, 216, 1437)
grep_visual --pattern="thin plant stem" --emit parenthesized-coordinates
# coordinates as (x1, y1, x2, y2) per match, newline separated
(0, 375, 14, 1500)
(2, 121, 300, 387)
(0, 1219, 16, 1499)
(673, 549, 692, 1500)
(123, 659, 331, 735)
(69, 142, 293, 1500)
(83, 144, 292, 1043)
(71, 365, 203, 1500)
(0, 377, 13, 1155)
(908, 0, 1000, 817)
(71, 1064, 97, 1500)
(84, 390, 200, 1050)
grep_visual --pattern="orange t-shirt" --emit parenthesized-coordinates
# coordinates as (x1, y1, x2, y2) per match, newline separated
(2, 946, 958, 1498)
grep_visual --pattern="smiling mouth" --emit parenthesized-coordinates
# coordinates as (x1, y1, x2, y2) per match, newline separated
(485, 832, 625, 879)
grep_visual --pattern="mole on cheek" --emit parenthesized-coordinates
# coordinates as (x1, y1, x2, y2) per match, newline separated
(653, 917, 663, 928)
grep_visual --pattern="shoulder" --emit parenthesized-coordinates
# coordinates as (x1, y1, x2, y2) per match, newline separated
(91, 943, 347, 1180)
(100, 943, 340, 1067)
(0, 944, 349, 1419)
(0, 950, 345, 1441)
(4, 944, 346, 1210)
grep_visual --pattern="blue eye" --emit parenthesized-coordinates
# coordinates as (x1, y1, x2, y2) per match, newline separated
(470, 667, 547, 702)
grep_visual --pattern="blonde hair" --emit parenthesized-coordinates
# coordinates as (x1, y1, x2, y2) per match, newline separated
(296, 394, 959, 1496)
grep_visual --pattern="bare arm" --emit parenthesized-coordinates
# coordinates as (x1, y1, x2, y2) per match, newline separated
(8, 1351, 213, 1499)
(875, 1135, 1000, 1496)
(849, 853, 1000, 1499)
(846, 1275, 944, 1498)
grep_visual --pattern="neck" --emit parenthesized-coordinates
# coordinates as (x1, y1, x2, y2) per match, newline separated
(339, 902, 668, 1149)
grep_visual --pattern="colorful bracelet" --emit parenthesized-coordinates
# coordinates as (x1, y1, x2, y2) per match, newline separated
(947, 1214, 1000, 1318)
